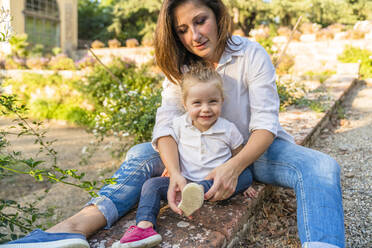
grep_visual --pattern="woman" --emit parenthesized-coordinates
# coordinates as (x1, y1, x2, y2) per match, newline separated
(4, 0, 344, 248)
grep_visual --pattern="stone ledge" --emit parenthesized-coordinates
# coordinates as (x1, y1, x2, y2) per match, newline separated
(88, 73, 359, 248)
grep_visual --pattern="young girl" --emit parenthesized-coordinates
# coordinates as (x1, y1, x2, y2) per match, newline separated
(112, 64, 257, 248)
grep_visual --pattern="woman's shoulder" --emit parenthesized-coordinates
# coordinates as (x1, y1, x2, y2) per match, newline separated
(229, 35, 265, 53)
(229, 35, 273, 68)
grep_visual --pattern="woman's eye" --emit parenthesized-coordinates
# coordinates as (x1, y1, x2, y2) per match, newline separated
(177, 29, 187, 34)
(196, 17, 206, 25)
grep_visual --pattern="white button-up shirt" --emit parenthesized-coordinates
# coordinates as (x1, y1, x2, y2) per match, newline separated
(152, 35, 293, 150)
(170, 114, 243, 181)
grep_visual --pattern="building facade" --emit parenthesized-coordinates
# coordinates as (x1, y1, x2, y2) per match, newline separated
(0, 0, 77, 54)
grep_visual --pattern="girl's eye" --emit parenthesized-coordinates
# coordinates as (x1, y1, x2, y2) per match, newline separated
(210, 100, 218, 103)
(192, 101, 201, 105)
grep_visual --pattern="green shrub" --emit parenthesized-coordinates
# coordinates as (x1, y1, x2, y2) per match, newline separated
(338, 45, 372, 78)
(48, 54, 76, 71)
(303, 70, 336, 83)
(26, 57, 49, 70)
(2, 73, 90, 126)
(276, 78, 307, 111)
(2, 58, 163, 150)
(80, 57, 162, 146)
(4, 57, 26, 69)
(29, 44, 45, 58)
(274, 54, 295, 75)
(8, 34, 28, 58)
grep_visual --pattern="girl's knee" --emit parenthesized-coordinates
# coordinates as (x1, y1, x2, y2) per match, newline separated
(142, 177, 168, 194)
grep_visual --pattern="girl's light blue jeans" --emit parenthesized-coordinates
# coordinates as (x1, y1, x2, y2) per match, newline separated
(136, 166, 253, 229)
(87, 138, 345, 248)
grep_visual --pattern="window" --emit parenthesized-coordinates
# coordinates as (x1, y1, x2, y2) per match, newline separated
(24, 0, 60, 48)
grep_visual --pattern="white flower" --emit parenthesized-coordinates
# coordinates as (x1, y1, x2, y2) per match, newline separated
(119, 108, 127, 114)
(0, 7, 12, 42)
(3, 85, 12, 94)
(81, 146, 88, 154)
(128, 90, 137, 96)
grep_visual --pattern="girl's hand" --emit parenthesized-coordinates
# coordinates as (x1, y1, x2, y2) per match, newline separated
(204, 161, 240, 201)
(167, 173, 187, 215)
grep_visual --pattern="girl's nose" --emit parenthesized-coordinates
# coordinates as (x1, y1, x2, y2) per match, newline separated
(201, 104, 210, 112)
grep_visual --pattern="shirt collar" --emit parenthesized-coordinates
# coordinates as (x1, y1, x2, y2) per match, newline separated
(183, 113, 226, 134)
(216, 35, 246, 69)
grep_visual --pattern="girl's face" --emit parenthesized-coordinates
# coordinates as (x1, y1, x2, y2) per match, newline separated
(173, 1, 219, 64)
(183, 80, 223, 132)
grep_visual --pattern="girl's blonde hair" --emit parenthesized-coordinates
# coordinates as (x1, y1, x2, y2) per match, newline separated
(181, 63, 224, 103)
(155, 0, 234, 84)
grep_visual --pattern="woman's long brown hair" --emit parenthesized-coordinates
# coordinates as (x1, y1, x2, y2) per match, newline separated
(154, 0, 233, 84)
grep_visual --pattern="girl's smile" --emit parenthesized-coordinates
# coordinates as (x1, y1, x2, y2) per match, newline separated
(183, 80, 223, 132)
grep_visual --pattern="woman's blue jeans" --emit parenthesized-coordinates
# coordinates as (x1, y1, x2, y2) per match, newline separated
(87, 138, 345, 248)
(136, 167, 253, 229)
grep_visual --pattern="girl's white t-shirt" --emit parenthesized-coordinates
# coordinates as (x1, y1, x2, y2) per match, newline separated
(170, 114, 243, 181)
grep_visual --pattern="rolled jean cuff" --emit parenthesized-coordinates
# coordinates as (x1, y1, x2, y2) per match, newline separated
(136, 214, 158, 229)
(86, 195, 118, 229)
(303, 242, 340, 248)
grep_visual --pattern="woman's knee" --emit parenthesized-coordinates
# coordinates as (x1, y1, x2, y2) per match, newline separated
(303, 151, 341, 185)
(125, 142, 155, 160)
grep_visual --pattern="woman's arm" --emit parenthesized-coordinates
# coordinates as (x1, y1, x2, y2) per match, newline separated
(157, 136, 187, 215)
(231, 145, 243, 157)
(204, 129, 274, 201)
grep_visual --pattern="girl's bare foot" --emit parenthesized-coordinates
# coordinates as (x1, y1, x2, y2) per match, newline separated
(243, 186, 257, 198)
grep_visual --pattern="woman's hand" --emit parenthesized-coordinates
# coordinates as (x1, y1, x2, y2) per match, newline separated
(204, 160, 240, 201)
(204, 130, 275, 201)
(167, 173, 187, 215)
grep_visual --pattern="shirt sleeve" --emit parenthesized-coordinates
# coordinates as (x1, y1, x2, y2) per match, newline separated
(151, 77, 185, 150)
(246, 43, 280, 137)
(227, 122, 244, 149)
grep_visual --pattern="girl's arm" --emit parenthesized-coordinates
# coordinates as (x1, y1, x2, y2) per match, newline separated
(157, 135, 187, 215)
(204, 129, 274, 201)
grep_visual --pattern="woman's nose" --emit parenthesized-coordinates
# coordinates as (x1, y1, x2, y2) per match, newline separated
(191, 27, 201, 42)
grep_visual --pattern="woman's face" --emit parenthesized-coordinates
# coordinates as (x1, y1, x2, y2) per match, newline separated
(173, 1, 219, 64)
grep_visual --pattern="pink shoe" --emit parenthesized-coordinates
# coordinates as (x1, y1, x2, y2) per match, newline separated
(111, 225, 162, 248)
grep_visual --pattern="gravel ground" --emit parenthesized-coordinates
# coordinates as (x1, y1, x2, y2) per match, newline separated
(239, 80, 372, 248)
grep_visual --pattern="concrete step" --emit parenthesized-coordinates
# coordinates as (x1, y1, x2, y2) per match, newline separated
(88, 71, 359, 248)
